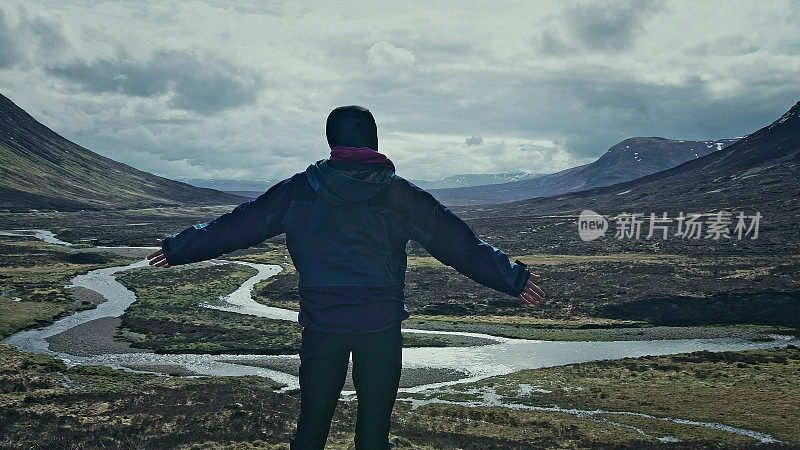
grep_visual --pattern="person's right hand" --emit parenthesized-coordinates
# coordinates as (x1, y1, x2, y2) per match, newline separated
(517, 273, 544, 306)
(146, 239, 171, 268)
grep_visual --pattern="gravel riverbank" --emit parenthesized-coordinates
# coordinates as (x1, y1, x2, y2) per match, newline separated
(226, 357, 470, 389)
(46, 317, 147, 356)
(403, 322, 788, 341)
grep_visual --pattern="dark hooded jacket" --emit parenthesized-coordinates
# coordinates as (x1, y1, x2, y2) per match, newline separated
(161, 159, 529, 333)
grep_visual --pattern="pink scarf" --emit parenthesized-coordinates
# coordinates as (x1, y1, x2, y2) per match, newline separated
(329, 146, 395, 172)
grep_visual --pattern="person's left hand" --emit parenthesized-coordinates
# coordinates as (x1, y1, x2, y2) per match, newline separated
(146, 239, 171, 268)
(517, 273, 544, 306)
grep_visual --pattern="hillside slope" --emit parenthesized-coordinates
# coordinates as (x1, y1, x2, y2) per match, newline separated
(432, 137, 737, 206)
(0, 93, 246, 211)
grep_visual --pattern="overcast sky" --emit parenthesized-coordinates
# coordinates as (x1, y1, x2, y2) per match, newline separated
(1, 1, 799, 181)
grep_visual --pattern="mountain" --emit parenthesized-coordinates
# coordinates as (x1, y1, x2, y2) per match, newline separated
(409, 171, 540, 190)
(181, 178, 276, 194)
(0, 93, 247, 212)
(182, 172, 542, 200)
(181, 178, 277, 200)
(183, 171, 543, 201)
(468, 101, 800, 218)
(431, 137, 738, 206)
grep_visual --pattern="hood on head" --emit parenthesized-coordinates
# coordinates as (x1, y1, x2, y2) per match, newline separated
(306, 159, 395, 205)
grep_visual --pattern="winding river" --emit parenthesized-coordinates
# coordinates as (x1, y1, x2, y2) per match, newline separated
(2, 229, 797, 398)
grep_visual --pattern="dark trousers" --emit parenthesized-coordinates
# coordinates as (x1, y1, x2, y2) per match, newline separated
(290, 324, 402, 450)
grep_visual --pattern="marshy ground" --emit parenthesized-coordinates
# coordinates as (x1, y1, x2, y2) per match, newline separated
(393, 346, 800, 447)
(2, 342, 798, 448)
(1, 208, 798, 448)
(0, 233, 137, 340)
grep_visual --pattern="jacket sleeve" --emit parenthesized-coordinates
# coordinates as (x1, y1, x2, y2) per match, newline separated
(396, 180, 529, 297)
(161, 177, 295, 266)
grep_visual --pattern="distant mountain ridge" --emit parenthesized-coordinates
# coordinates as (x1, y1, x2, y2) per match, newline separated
(185, 172, 542, 200)
(180, 178, 276, 193)
(432, 137, 738, 206)
(409, 171, 540, 189)
(466, 101, 800, 219)
(0, 93, 247, 212)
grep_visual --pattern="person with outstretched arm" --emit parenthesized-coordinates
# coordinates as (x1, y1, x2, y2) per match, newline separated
(146, 105, 545, 449)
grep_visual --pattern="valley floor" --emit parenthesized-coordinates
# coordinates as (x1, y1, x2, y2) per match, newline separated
(1, 209, 799, 448)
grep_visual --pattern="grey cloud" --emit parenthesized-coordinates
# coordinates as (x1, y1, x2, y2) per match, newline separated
(465, 135, 483, 145)
(569, 0, 663, 51)
(47, 50, 262, 114)
(538, 0, 663, 54)
(0, 6, 70, 69)
(140, 117, 203, 126)
(28, 17, 68, 57)
(518, 74, 800, 158)
(5, 1, 799, 182)
(367, 41, 416, 68)
(0, 8, 24, 69)
(537, 30, 579, 56)
(353, 61, 800, 163)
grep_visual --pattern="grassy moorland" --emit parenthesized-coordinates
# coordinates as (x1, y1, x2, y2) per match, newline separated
(250, 248, 797, 340)
(2, 208, 797, 330)
(0, 343, 307, 449)
(116, 262, 483, 354)
(394, 346, 800, 447)
(1, 209, 798, 448)
(0, 207, 236, 247)
(2, 341, 798, 448)
(117, 263, 303, 354)
(404, 253, 800, 325)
